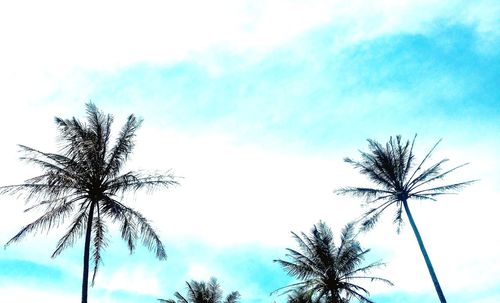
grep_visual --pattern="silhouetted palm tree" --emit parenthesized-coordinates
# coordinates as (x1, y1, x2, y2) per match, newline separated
(159, 277, 240, 303)
(286, 288, 319, 303)
(1, 103, 178, 303)
(274, 222, 391, 303)
(337, 135, 475, 303)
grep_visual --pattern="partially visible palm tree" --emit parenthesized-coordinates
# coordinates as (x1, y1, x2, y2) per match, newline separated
(159, 277, 240, 303)
(274, 222, 392, 303)
(337, 135, 475, 303)
(1, 103, 178, 303)
(286, 288, 319, 303)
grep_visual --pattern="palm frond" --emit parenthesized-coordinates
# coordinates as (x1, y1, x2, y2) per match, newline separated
(290, 232, 316, 262)
(406, 159, 448, 190)
(120, 206, 167, 260)
(408, 163, 473, 192)
(393, 203, 404, 233)
(271, 281, 309, 296)
(106, 170, 179, 195)
(348, 275, 394, 286)
(120, 212, 138, 253)
(91, 204, 108, 285)
(225, 292, 240, 303)
(52, 208, 89, 257)
(402, 134, 417, 181)
(407, 138, 441, 178)
(5, 201, 75, 247)
(344, 157, 396, 189)
(105, 114, 142, 177)
(275, 258, 316, 280)
(411, 180, 477, 196)
(344, 260, 387, 278)
(341, 282, 374, 303)
(359, 199, 396, 232)
(174, 291, 190, 303)
(23, 194, 83, 212)
(336, 187, 393, 199)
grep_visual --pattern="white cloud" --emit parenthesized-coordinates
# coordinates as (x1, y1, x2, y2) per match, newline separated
(0, 285, 78, 303)
(0, 0, 497, 108)
(127, 126, 361, 248)
(186, 263, 215, 281)
(1, 0, 497, 74)
(103, 265, 162, 296)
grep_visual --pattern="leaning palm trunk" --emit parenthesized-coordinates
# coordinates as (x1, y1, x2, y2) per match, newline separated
(403, 200, 446, 303)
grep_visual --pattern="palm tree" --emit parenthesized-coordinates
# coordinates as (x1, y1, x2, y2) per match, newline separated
(159, 277, 240, 303)
(1, 103, 178, 303)
(337, 135, 475, 303)
(274, 222, 392, 303)
(286, 288, 319, 303)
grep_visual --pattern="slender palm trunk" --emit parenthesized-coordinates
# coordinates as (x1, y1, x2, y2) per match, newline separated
(402, 200, 447, 303)
(82, 201, 96, 303)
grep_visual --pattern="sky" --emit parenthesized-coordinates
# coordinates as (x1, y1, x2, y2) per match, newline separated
(0, 1, 499, 302)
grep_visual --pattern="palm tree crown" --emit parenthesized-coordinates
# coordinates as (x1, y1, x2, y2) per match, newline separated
(274, 222, 392, 303)
(337, 135, 475, 232)
(337, 135, 475, 303)
(1, 103, 178, 303)
(159, 277, 240, 303)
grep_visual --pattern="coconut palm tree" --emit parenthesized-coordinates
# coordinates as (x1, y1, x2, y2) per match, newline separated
(159, 277, 240, 303)
(274, 222, 392, 303)
(337, 135, 475, 303)
(1, 103, 178, 303)
(286, 288, 319, 303)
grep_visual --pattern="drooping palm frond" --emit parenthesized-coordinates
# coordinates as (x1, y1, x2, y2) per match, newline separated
(90, 204, 108, 285)
(224, 291, 241, 303)
(119, 205, 167, 260)
(1, 102, 179, 303)
(274, 222, 391, 303)
(52, 208, 89, 257)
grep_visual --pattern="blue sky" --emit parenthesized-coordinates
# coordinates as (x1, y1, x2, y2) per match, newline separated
(0, 1, 499, 302)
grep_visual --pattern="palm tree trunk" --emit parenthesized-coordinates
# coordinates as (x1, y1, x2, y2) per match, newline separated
(82, 201, 96, 303)
(402, 199, 447, 303)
